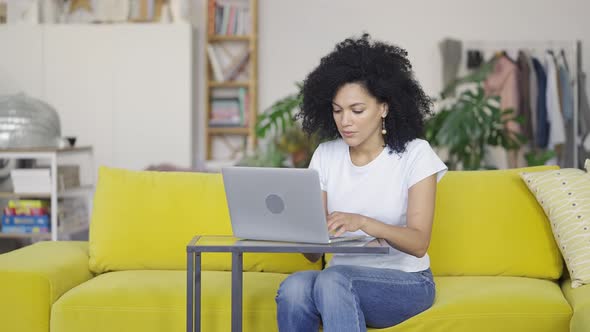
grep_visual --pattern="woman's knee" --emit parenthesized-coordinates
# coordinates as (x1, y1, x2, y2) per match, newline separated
(313, 266, 352, 300)
(276, 270, 318, 306)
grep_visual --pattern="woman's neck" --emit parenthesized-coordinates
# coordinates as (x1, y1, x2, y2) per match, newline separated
(349, 142, 384, 166)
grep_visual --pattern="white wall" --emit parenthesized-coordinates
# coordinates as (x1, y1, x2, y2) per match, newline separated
(0, 24, 193, 172)
(258, 0, 590, 106)
(193, 0, 590, 161)
(4, 1, 588, 165)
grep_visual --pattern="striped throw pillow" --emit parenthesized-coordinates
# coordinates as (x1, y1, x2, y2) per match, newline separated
(521, 160, 590, 288)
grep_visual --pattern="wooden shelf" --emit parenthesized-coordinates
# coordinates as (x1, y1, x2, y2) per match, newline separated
(58, 185, 95, 198)
(59, 223, 89, 236)
(0, 192, 50, 199)
(0, 231, 51, 240)
(0, 146, 92, 153)
(205, 0, 258, 160)
(208, 35, 251, 42)
(208, 81, 250, 88)
(208, 127, 251, 135)
(0, 148, 94, 241)
(0, 185, 94, 199)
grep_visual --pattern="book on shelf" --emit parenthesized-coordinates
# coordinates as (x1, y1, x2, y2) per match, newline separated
(1, 224, 50, 234)
(5, 199, 49, 216)
(207, 44, 225, 82)
(128, 0, 166, 22)
(209, 87, 249, 127)
(226, 51, 250, 81)
(2, 215, 50, 227)
(210, 97, 241, 126)
(209, 0, 251, 36)
(2, 199, 51, 234)
(207, 43, 251, 82)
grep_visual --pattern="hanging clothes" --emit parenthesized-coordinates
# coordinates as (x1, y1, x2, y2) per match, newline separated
(544, 51, 566, 165)
(558, 62, 574, 121)
(439, 38, 463, 92)
(524, 51, 539, 148)
(517, 51, 534, 145)
(558, 55, 575, 167)
(531, 57, 549, 149)
(484, 54, 521, 168)
(578, 72, 590, 168)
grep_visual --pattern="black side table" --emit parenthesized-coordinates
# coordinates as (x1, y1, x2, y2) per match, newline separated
(186, 235, 390, 332)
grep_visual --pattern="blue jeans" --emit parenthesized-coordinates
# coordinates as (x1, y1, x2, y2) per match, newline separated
(275, 265, 435, 332)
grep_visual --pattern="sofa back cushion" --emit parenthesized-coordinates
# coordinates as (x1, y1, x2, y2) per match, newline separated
(89, 167, 322, 274)
(428, 166, 563, 279)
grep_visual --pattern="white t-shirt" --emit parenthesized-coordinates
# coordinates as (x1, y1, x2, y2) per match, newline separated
(308, 138, 447, 272)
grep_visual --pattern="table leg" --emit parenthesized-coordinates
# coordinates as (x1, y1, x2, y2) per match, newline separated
(232, 251, 243, 332)
(187, 251, 193, 332)
(195, 253, 201, 332)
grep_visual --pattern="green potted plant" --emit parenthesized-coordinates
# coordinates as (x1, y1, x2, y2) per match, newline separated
(238, 83, 321, 168)
(425, 59, 531, 170)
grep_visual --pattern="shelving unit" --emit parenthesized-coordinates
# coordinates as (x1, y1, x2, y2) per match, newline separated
(205, 0, 258, 160)
(0, 146, 95, 241)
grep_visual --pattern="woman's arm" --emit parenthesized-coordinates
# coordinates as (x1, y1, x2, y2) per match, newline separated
(362, 174, 437, 257)
(328, 174, 437, 258)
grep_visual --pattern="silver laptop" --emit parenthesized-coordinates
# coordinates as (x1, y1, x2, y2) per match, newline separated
(221, 167, 372, 244)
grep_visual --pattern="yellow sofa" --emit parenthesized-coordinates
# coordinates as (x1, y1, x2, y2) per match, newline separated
(1, 166, 589, 332)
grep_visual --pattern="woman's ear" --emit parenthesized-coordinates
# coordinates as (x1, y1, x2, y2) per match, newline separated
(381, 103, 388, 118)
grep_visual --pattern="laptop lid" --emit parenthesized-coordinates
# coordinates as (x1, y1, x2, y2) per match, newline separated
(221, 167, 331, 244)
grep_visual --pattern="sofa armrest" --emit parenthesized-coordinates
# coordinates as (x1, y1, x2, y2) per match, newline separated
(561, 279, 590, 332)
(0, 241, 93, 332)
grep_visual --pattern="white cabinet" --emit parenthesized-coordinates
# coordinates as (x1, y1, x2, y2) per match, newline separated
(0, 24, 194, 173)
(0, 147, 94, 241)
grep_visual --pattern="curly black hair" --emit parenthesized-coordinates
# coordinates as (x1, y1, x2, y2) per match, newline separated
(297, 33, 432, 154)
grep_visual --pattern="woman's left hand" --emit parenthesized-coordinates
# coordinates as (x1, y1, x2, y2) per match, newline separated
(327, 212, 367, 237)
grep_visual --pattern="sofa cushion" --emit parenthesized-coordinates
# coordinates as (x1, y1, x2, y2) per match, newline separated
(561, 278, 590, 332)
(429, 166, 563, 279)
(50, 271, 572, 332)
(521, 163, 590, 288)
(380, 276, 571, 332)
(89, 167, 321, 274)
(51, 270, 286, 332)
(0, 241, 92, 332)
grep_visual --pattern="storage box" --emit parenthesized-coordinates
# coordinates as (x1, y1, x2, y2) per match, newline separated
(10, 169, 51, 193)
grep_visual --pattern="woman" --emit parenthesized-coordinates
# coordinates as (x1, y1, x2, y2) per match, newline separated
(275, 34, 447, 332)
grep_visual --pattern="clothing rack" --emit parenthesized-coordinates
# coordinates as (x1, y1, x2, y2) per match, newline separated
(461, 40, 581, 168)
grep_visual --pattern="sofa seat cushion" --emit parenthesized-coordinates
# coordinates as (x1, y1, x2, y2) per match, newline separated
(51, 270, 287, 332)
(51, 272, 572, 332)
(375, 276, 572, 332)
(561, 278, 590, 332)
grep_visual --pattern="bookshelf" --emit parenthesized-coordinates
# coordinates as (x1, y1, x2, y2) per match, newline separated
(205, 0, 258, 160)
(0, 147, 95, 241)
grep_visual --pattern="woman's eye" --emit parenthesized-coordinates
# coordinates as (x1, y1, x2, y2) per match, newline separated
(333, 109, 342, 113)
(352, 109, 365, 114)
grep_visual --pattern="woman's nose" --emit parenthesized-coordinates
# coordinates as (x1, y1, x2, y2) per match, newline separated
(341, 111, 352, 126)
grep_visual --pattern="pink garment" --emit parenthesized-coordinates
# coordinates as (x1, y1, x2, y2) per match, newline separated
(484, 55, 522, 168)
(484, 55, 521, 133)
